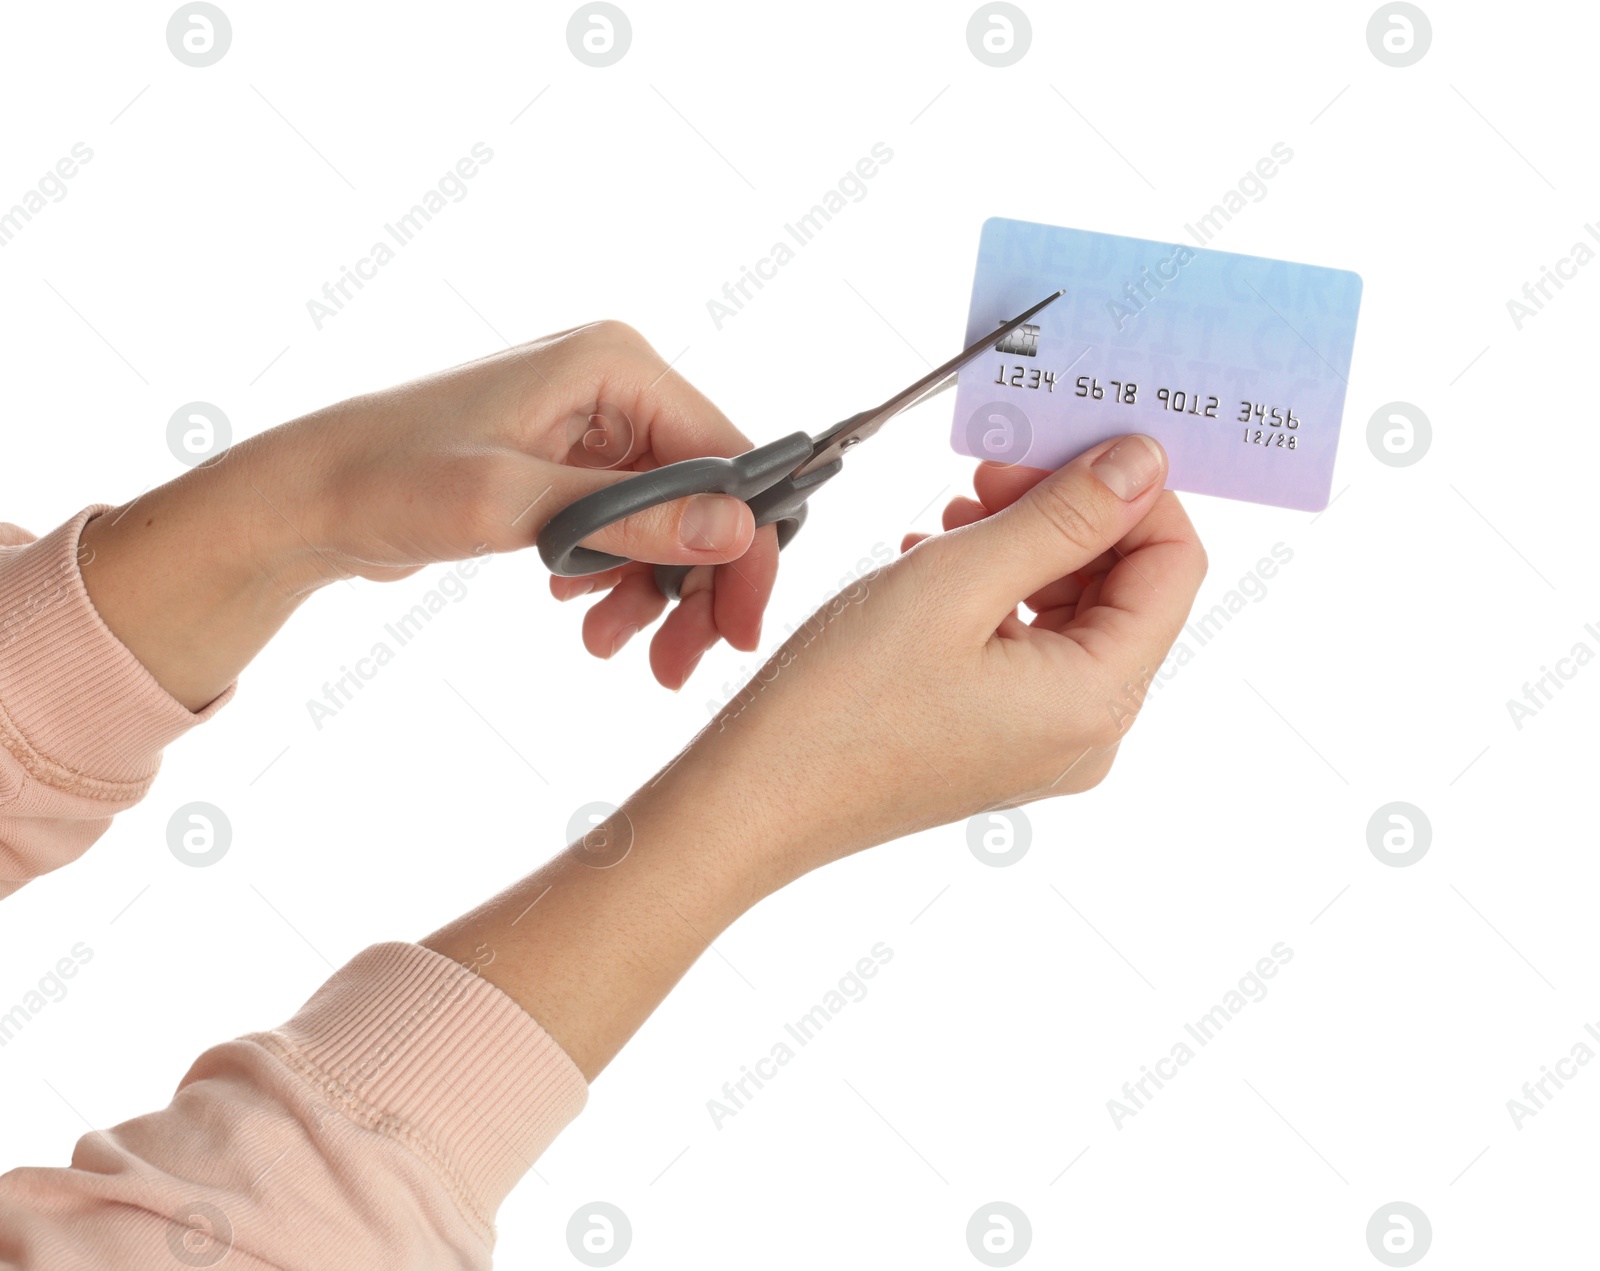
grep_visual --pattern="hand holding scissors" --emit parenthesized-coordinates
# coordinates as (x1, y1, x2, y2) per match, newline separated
(539, 291, 1065, 600)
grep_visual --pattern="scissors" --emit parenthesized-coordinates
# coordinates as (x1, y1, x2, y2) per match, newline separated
(539, 289, 1065, 599)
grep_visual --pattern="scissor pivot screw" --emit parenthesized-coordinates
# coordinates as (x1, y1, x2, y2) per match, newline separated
(840, 437, 862, 451)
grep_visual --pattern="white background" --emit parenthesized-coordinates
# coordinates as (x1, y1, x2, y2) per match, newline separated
(1, 1, 1596, 1266)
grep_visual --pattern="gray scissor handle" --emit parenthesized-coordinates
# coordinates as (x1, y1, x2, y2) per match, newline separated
(651, 452, 843, 599)
(538, 430, 842, 599)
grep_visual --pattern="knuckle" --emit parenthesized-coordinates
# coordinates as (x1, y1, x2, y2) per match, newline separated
(1032, 478, 1111, 555)
(1064, 671, 1130, 751)
(1073, 749, 1118, 792)
(906, 531, 956, 579)
(1084, 710, 1125, 754)
(606, 504, 669, 559)
(590, 318, 648, 351)
(451, 458, 520, 549)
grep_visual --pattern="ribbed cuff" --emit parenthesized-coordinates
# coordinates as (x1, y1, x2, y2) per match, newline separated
(0, 506, 234, 800)
(259, 942, 589, 1233)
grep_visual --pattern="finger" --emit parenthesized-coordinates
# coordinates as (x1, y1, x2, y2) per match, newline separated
(944, 477, 1085, 612)
(941, 497, 988, 532)
(619, 517, 779, 685)
(636, 391, 750, 465)
(1025, 499, 1191, 630)
(530, 464, 757, 568)
(941, 486, 1092, 614)
(712, 523, 779, 653)
(971, 461, 1050, 513)
(536, 329, 794, 593)
(1076, 571, 1109, 615)
(582, 570, 669, 659)
(550, 323, 757, 468)
(997, 609, 1031, 640)
(551, 574, 597, 602)
(960, 466, 1139, 584)
(1022, 573, 1088, 617)
(649, 587, 721, 690)
(955, 466, 1130, 616)
(900, 532, 931, 553)
(943, 461, 1062, 535)
(1027, 603, 1077, 633)
(1060, 491, 1207, 676)
(550, 565, 626, 602)
(939, 435, 1169, 614)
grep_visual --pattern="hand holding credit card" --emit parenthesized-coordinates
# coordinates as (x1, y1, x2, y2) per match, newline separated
(952, 218, 1363, 511)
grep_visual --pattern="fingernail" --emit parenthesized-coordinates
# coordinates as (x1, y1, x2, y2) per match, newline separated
(679, 495, 744, 550)
(1091, 435, 1163, 501)
(675, 650, 705, 690)
(608, 625, 639, 658)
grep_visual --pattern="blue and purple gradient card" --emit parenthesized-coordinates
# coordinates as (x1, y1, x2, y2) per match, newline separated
(950, 219, 1362, 511)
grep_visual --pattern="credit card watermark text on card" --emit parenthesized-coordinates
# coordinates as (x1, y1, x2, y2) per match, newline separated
(951, 219, 1363, 512)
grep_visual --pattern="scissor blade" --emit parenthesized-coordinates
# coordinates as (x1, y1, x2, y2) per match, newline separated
(899, 369, 959, 414)
(794, 289, 1065, 477)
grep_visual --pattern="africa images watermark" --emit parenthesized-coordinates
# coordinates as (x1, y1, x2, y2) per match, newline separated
(1105, 242, 1196, 333)
(1505, 1016, 1600, 1129)
(0, 943, 94, 1048)
(1504, 619, 1599, 731)
(1505, 221, 1600, 331)
(1182, 142, 1294, 247)
(1100, 140, 1294, 334)
(1106, 942, 1293, 1128)
(706, 942, 894, 1129)
(305, 554, 488, 729)
(0, 143, 95, 248)
(1104, 542, 1295, 728)
(1161, 541, 1294, 668)
(705, 143, 894, 330)
(305, 143, 495, 330)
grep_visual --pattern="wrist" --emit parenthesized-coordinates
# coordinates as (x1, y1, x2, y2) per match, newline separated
(78, 442, 333, 709)
(221, 422, 349, 591)
(627, 731, 843, 907)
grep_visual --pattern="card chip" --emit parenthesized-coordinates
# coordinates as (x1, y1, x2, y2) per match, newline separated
(994, 323, 1038, 356)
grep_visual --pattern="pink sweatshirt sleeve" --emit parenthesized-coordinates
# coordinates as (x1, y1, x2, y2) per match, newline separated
(0, 507, 233, 898)
(0, 510, 592, 1266)
(0, 943, 589, 1269)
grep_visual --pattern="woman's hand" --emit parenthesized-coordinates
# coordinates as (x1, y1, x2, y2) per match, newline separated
(291, 321, 778, 684)
(424, 435, 1207, 1079)
(81, 322, 777, 706)
(655, 434, 1208, 885)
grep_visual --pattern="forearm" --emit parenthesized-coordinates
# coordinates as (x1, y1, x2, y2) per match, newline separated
(78, 437, 333, 711)
(1, 761, 764, 1262)
(422, 740, 814, 1081)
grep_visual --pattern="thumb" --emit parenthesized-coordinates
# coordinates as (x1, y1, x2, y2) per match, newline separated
(533, 465, 756, 566)
(949, 434, 1167, 609)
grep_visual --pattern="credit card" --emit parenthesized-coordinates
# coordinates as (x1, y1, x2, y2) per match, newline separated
(950, 218, 1362, 511)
